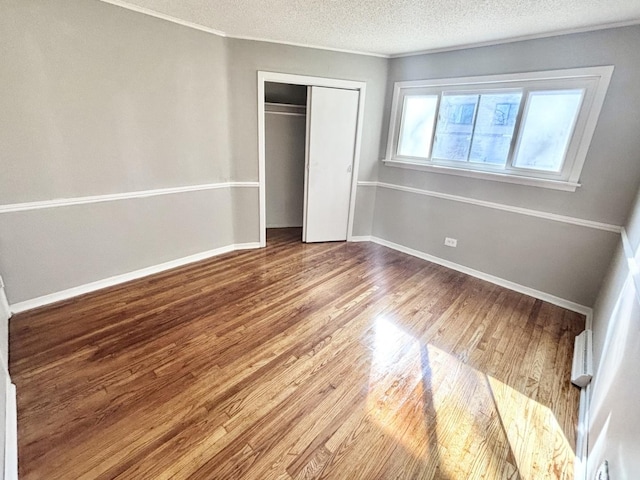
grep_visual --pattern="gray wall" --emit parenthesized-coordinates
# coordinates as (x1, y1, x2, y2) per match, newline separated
(374, 26, 640, 306)
(352, 186, 378, 237)
(231, 188, 261, 245)
(227, 38, 388, 182)
(0, 1, 388, 305)
(265, 112, 306, 228)
(2, 2, 640, 474)
(226, 38, 388, 241)
(1, 190, 233, 303)
(0, 0, 234, 304)
(2, 1, 639, 311)
(0, 0, 231, 202)
(373, 188, 618, 306)
(588, 187, 640, 479)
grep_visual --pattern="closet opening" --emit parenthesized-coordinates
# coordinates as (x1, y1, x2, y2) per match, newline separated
(258, 72, 367, 247)
(264, 82, 307, 243)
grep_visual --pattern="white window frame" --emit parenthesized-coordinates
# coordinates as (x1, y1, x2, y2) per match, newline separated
(384, 66, 614, 191)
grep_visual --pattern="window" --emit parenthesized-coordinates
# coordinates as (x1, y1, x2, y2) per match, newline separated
(384, 67, 614, 191)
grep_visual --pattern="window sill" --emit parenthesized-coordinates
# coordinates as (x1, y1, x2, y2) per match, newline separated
(382, 159, 581, 192)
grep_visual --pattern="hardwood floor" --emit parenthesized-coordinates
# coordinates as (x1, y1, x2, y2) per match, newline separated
(10, 228, 584, 479)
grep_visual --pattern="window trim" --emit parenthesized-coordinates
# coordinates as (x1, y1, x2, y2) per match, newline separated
(384, 66, 614, 191)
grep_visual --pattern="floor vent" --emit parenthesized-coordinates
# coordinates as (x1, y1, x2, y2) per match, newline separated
(571, 329, 593, 388)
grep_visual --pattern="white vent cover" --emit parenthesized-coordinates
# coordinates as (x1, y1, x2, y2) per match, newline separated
(571, 329, 593, 388)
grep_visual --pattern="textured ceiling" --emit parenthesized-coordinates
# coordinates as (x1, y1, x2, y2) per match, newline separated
(104, 0, 640, 56)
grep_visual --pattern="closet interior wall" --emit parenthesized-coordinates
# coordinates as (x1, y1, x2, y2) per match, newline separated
(264, 83, 308, 230)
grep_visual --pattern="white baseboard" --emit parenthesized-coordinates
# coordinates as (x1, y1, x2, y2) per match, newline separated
(10, 234, 591, 317)
(266, 224, 303, 229)
(10, 243, 262, 314)
(348, 235, 372, 242)
(5, 381, 17, 480)
(233, 242, 262, 250)
(369, 236, 592, 317)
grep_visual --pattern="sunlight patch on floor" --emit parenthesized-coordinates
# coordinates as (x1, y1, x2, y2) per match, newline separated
(427, 343, 511, 479)
(366, 317, 574, 479)
(488, 375, 574, 479)
(367, 317, 425, 437)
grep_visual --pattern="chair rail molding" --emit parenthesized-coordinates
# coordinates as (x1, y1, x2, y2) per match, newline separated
(357, 180, 622, 233)
(0, 182, 260, 214)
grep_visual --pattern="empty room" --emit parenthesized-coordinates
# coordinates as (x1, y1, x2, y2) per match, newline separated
(1, 0, 640, 479)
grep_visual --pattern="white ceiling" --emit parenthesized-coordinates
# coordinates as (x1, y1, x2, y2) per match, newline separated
(104, 0, 640, 56)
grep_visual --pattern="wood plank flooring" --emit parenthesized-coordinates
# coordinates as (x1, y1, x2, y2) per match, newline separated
(10, 228, 585, 479)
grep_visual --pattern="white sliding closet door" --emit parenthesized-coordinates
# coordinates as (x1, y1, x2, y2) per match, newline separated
(303, 86, 360, 243)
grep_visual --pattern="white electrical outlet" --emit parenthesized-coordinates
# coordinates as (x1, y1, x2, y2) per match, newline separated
(444, 237, 457, 248)
(595, 460, 609, 480)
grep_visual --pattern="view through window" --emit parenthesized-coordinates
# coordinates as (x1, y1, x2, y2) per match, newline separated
(385, 67, 614, 190)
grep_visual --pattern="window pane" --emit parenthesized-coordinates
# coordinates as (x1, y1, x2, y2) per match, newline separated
(513, 90, 584, 172)
(469, 92, 522, 165)
(397, 95, 438, 158)
(432, 94, 479, 161)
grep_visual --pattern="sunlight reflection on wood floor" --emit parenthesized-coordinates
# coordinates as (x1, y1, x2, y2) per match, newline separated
(11, 229, 583, 479)
(367, 317, 575, 479)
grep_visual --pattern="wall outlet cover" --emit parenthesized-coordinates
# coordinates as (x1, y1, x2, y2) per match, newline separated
(444, 237, 457, 247)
